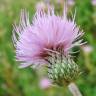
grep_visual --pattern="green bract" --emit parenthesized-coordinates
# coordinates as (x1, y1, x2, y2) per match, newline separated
(48, 55, 80, 86)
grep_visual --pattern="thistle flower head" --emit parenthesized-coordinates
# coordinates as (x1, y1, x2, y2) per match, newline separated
(82, 45, 93, 54)
(36, 1, 46, 11)
(13, 7, 83, 86)
(39, 77, 51, 89)
(13, 7, 83, 68)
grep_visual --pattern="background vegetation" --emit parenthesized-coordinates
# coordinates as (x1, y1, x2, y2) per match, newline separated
(0, 0, 96, 96)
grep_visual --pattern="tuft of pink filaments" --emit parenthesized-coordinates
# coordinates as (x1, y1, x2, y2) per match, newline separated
(12, 7, 84, 68)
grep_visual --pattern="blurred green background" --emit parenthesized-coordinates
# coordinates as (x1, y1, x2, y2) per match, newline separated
(0, 0, 96, 96)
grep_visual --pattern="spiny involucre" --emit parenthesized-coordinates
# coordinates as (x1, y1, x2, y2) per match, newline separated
(12, 7, 84, 85)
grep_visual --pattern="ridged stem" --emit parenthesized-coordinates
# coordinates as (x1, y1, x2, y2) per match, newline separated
(68, 82, 82, 96)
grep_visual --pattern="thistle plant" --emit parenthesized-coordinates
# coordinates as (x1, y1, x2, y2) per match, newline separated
(12, 5, 83, 96)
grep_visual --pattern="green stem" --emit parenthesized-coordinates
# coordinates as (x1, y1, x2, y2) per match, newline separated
(68, 82, 82, 96)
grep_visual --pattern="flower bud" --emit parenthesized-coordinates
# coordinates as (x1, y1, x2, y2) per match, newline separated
(48, 55, 80, 86)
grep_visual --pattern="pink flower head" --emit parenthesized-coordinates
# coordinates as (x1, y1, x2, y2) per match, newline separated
(67, 0, 75, 6)
(92, 0, 96, 6)
(36, 1, 46, 11)
(39, 77, 51, 89)
(82, 45, 93, 54)
(12, 7, 83, 68)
